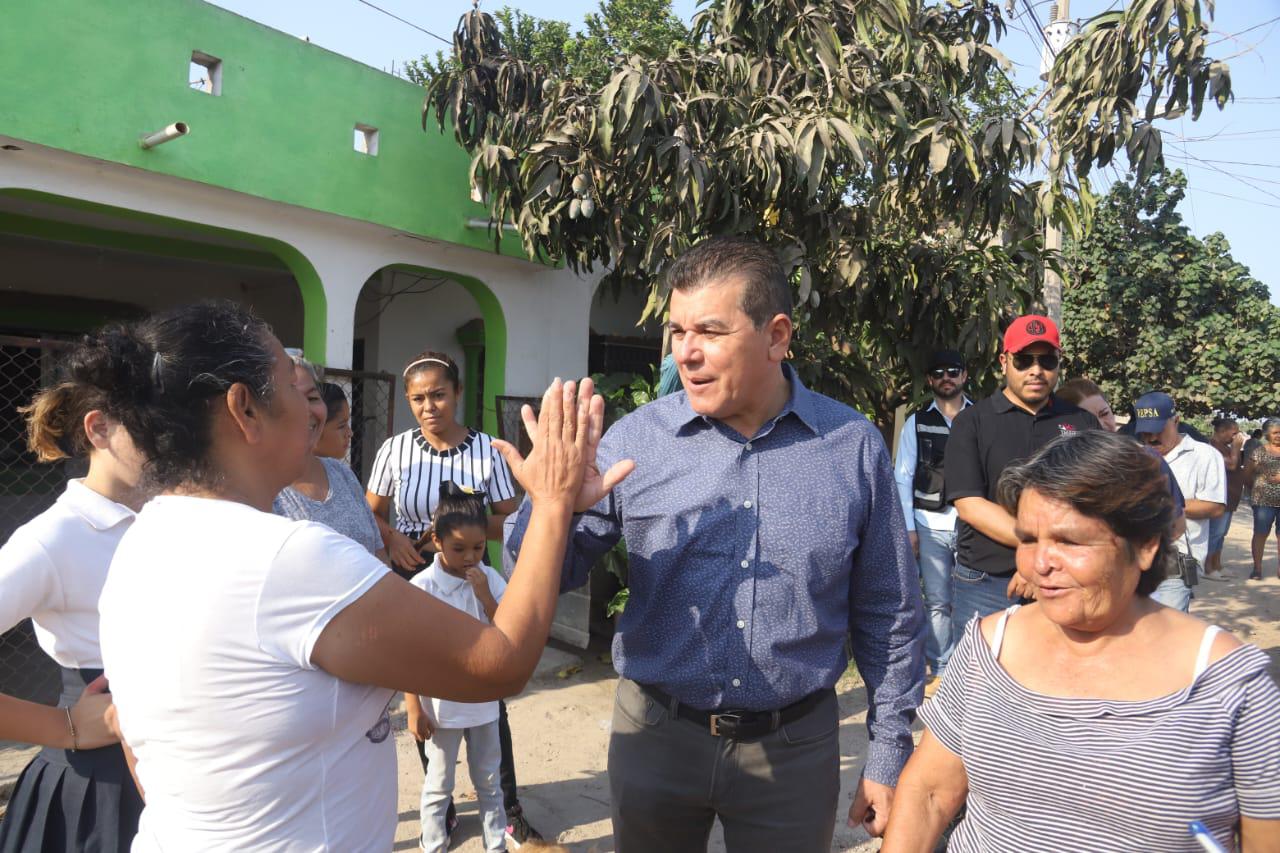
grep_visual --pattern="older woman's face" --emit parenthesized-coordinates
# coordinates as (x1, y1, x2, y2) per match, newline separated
(1013, 488, 1158, 631)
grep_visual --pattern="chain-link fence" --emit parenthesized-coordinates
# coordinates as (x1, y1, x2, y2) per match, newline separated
(0, 335, 73, 706)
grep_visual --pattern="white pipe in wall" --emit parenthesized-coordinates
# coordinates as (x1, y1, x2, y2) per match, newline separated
(138, 123, 189, 150)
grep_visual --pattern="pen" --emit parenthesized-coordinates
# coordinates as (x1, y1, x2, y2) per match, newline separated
(1188, 820, 1228, 853)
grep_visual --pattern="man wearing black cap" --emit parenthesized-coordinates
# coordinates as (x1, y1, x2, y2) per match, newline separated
(943, 315, 1100, 631)
(894, 350, 971, 694)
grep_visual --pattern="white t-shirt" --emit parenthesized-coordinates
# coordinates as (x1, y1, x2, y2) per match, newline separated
(367, 429, 515, 536)
(0, 479, 133, 669)
(1164, 434, 1227, 562)
(411, 556, 507, 729)
(98, 496, 396, 852)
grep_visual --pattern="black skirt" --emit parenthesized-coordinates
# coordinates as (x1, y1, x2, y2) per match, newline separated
(0, 668, 143, 853)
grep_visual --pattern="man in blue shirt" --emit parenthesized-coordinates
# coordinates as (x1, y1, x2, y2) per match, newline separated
(507, 237, 925, 852)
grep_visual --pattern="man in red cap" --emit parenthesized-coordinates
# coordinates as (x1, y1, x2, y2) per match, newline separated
(942, 315, 1100, 630)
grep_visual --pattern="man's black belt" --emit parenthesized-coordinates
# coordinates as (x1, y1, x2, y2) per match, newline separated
(637, 682, 830, 739)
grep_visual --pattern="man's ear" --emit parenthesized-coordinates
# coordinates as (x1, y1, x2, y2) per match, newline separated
(223, 383, 266, 445)
(767, 313, 793, 363)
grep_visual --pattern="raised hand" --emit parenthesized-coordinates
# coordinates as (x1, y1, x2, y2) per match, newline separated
(493, 377, 634, 513)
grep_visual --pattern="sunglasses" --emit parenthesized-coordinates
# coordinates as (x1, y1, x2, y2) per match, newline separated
(929, 367, 964, 379)
(1009, 352, 1060, 372)
(1138, 433, 1162, 445)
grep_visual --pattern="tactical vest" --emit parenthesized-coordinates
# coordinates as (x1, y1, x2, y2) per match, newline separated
(912, 405, 952, 512)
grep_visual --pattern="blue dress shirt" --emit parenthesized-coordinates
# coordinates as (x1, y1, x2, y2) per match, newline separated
(506, 365, 925, 785)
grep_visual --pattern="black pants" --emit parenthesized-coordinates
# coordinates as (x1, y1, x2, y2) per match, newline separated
(417, 698, 519, 811)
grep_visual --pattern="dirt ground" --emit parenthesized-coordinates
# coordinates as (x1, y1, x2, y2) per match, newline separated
(3, 506, 1277, 850)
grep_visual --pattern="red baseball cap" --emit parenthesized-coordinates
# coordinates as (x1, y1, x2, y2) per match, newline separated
(1003, 314, 1061, 353)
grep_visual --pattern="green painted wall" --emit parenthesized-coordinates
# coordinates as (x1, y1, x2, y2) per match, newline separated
(0, 0, 519, 258)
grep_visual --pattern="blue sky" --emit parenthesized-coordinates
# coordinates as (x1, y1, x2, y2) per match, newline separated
(209, 0, 1280, 304)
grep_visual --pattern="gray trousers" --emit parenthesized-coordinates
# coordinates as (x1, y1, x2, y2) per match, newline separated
(608, 678, 840, 853)
(419, 721, 506, 853)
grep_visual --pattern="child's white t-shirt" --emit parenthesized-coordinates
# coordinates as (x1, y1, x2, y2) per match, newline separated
(411, 555, 507, 729)
(98, 495, 397, 853)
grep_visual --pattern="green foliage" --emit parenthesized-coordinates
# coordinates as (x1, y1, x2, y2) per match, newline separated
(593, 367, 660, 425)
(1047, 0, 1231, 192)
(405, 1, 687, 89)
(423, 0, 1229, 429)
(1061, 169, 1280, 419)
(589, 366, 662, 617)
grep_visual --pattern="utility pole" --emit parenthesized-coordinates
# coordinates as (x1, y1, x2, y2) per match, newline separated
(1038, 1, 1079, 328)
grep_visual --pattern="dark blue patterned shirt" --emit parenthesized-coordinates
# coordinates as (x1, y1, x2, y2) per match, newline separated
(506, 366, 925, 785)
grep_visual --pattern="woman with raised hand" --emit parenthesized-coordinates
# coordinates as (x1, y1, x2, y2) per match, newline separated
(96, 300, 630, 851)
(882, 430, 1280, 852)
(272, 360, 384, 561)
(366, 351, 517, 578)
(0, 329, 147, 853)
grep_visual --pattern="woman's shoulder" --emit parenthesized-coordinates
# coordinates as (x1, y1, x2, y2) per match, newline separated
(1148, 606, 1244, 666)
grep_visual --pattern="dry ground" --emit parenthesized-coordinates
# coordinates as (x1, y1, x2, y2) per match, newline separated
(3, 506, 1277, 851)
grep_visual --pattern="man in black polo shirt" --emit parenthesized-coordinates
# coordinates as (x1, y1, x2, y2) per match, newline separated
(943, 315, 1099, 631)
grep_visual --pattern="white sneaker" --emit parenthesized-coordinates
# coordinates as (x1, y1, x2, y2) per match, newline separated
(1203, 568, 1229, 581)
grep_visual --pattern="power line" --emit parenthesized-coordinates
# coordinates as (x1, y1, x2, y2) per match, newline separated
(1166, 148, 1280, 205)
(353, 0, 451, 45)
(1208, 15, 1280, 47)
(1184, 186, 1280, 210)
(1165, 157, 1280, 170)
(1164, 156, 1280, 187)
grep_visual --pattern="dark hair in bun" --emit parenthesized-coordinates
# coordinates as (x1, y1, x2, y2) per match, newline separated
(20, 325, 147, 462)
(432, 481, 488, 539)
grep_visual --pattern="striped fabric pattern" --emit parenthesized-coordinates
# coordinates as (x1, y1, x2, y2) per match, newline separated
(367, 429, 515, 535)
(920, 615, 1280, 852)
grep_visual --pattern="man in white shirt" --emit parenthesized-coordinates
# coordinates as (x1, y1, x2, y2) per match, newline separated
(894, 350, 972, 693)
(1132, 391, 1226, 612)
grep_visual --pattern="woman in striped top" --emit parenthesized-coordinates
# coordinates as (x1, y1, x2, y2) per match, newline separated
(366, 350, 516, 577)
(883, 431, 1280, 852)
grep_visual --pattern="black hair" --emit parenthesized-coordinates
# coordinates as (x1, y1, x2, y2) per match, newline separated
(115, 300, 277, 490)
(319, 382, 348, 423)
(432, 481, 488, 539)
(665, 236, 792, 328)
(20, 325, 141, 462)
(996, 431, 1174, 597)
(1211, 416, 1237, 432)
(403, 350, 460, 391)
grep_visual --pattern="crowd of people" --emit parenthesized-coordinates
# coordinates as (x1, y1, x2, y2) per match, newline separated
(0, 236, 1277, 852)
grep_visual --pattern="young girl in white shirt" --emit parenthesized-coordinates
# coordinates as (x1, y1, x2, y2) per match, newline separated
(0, 329, 146, 853)
(407, 482, 512, 853)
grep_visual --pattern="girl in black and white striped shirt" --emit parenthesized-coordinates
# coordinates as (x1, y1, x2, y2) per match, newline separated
(365, 351, 516, 577)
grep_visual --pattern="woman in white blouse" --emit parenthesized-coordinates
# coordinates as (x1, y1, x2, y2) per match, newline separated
(0, 329, 147, 853)
(95, 301, 632, 851)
